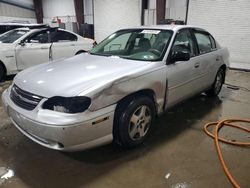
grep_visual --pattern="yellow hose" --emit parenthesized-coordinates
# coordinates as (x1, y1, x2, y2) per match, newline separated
(204, 119, 250, 188)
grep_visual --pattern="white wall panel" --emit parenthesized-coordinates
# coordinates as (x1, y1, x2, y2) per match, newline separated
(93, 0, 141, 42)
(148, 0, 156, 9)
(43, 0, 76, 23)
(0, 2, 35, 21)
(165, 0, 187, 21)
(144, 9, 156, 25)
(0, 2, 36, 23)
(188, 0, 250, 69)
(0, 16, 36, 23)
(84, 0, 93, 24)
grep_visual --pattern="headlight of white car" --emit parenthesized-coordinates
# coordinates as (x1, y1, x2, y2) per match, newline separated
(42, 96, 91, 113)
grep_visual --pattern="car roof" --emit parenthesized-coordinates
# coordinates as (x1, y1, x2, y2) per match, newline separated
(11, 27, 42, 32)
(123, 25, 207, 32)
(0, 22, 46, 27)
(12, 27, 66, 32)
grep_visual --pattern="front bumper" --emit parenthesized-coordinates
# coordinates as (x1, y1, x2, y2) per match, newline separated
(2, 89, 116, 151)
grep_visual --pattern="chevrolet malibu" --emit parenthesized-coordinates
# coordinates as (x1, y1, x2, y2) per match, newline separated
(2, 25, 229, 151)
(0, 27, 95, 81)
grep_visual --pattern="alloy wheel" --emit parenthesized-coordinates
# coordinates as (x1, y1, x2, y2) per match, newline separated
(128, 105, 152, 141)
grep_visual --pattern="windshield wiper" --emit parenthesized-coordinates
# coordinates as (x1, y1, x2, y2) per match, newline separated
(89, 52, 111, 57)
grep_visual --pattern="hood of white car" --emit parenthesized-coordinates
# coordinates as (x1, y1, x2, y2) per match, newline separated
(14, 53, 150, 98)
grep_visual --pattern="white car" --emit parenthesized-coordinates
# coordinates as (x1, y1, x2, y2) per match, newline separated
(0, 27, 95, 81)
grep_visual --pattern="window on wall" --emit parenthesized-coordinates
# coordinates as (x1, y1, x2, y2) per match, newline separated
(194, 32, 212, 54)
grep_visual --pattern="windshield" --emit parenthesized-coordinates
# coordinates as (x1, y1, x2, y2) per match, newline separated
(0, 29, 28, 43)
(90, 29, 173, 61)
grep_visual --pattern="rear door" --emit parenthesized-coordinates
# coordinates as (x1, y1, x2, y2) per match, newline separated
(15, 30, 51, 70)
(50, 30, 78, 60)
(191, 29, 220, 89)
(166, 29, 201, 108)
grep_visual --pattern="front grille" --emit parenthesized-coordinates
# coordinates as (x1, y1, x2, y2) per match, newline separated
(10, 84, 43, 110)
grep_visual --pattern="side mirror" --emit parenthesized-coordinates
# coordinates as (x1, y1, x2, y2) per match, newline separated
(19, 40, 25, 46)
(171, 51, 190, 63)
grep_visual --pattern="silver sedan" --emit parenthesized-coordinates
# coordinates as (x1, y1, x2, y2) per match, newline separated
(2, 25, 229, 151)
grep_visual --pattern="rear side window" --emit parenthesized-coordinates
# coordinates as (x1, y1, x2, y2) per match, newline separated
(194, 32, 212, 54)
(0, 26, 7, 34)
(51, 30, 77, 42)
(209, 35, 216, 50)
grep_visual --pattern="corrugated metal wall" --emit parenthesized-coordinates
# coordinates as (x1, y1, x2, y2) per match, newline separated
(93, 0, 141, 42)
(0, 2, 36, 23)
(144, 0, 187, 25)
(187, 0, 250, 70)
(42, 0, 76, 23)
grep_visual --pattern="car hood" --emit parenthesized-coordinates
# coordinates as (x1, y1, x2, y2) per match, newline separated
(14, 54, 150, 98)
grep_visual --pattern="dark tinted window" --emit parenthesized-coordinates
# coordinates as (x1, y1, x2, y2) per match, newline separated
(194, 32, 212, 54)
(27, 30, 49, 43)
(0, 26, 7, 34)
(172, 29, 195, 57)
(51, 30, 77, 42)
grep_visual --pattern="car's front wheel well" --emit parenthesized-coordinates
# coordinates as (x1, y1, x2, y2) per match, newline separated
(0, 60, 7, 81)
(220, 64, 226, 83)
(75, 50, 86, 55)
(113, 90, 157, 129)
(115, 89, 156, 113)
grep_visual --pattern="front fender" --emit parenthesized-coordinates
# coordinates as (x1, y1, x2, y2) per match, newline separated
(0, 48, 17, 75)
(86, 65, 168, 115)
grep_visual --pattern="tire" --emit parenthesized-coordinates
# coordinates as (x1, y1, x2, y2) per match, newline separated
(114, 96, 155, 148)
(0, 64, 5, 82)
(206, 68, 225, 97)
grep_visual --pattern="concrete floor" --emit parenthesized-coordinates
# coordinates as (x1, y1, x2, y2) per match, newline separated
(0, 70, 249, 188)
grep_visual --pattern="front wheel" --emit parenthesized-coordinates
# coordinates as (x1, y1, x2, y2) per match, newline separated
(114, 96, 155, 148)
(206, 68, 225, 96)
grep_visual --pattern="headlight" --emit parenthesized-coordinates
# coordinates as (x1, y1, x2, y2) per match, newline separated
(43, 96, 91, 113)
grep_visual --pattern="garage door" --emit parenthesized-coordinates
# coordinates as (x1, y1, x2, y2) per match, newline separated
(93, 0, 141, 42)
(187, 0, 250, 70)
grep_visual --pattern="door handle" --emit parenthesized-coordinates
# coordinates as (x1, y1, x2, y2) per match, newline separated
(41, 47, 49, 49)
(216, 57, 220, 61)
(194, 63, 200, 68)
(70, 44, 75, 46)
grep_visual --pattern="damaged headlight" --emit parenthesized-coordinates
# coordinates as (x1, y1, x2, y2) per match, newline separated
(43, 96, 91, 113)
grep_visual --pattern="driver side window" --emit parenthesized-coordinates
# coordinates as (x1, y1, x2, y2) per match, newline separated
(26, 31, 49, 44)
(173, 30, 195, 57)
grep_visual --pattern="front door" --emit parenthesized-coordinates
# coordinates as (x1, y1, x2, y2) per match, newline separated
(15, 30, 51, 70)
(166, 29, 201, 108)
